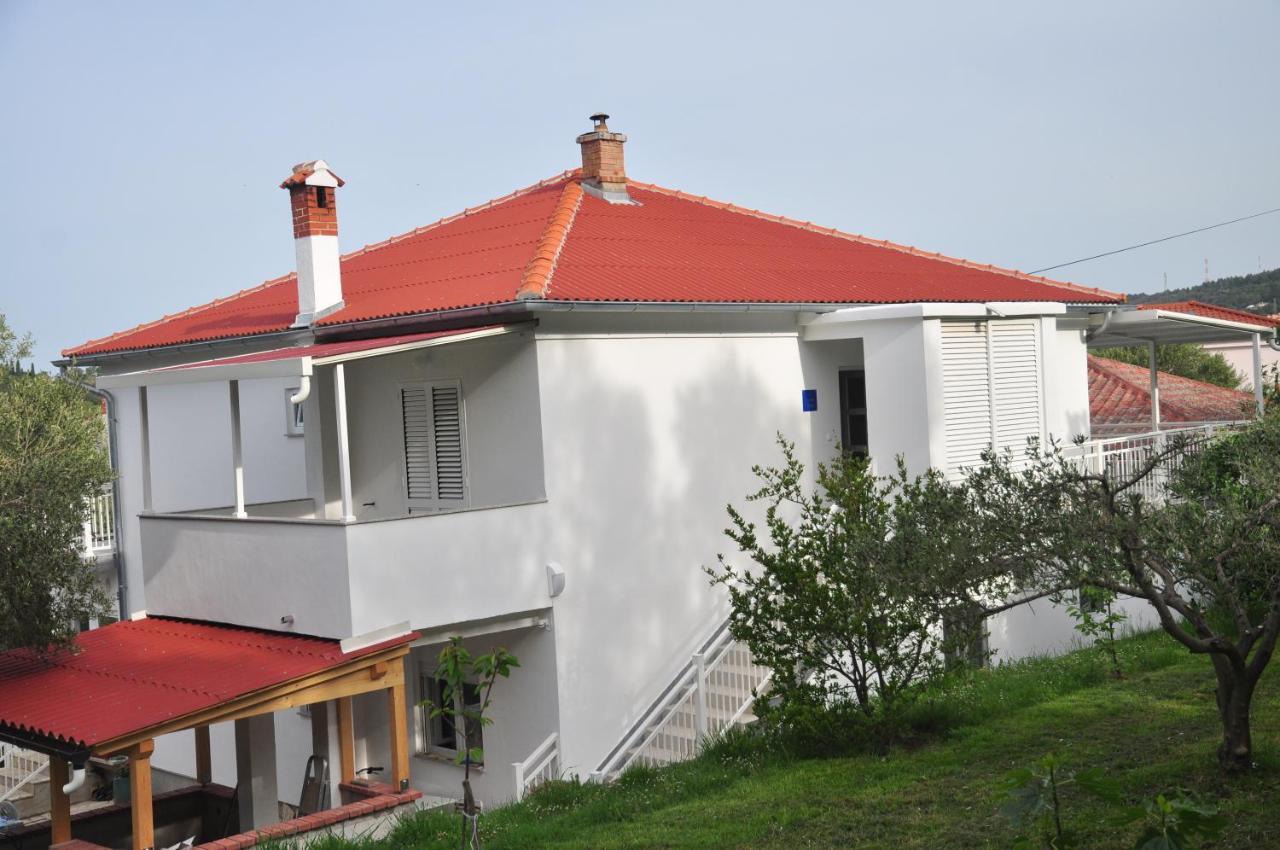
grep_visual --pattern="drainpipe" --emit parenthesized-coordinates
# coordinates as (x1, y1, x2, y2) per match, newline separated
(289, 375, 311, 406)
(85, 385, 128, 621)
(62, 764, 87, 795)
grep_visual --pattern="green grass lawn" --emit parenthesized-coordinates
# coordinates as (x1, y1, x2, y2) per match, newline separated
(317, 632, 1279, 849)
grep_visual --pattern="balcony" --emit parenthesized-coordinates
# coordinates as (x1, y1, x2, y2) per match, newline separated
(139, 499, 554, 639)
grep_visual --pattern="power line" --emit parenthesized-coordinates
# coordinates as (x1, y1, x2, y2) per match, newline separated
(1028, 206, 1280, 275)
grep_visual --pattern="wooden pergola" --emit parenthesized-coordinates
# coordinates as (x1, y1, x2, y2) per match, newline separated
(0, 618, 417, 850)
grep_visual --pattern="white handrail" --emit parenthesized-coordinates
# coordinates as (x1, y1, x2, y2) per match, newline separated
(591, 621, 770, 783)
(512, 732, 559, 802)
(0, 743, 50, 803)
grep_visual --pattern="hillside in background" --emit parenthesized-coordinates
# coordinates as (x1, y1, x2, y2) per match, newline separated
(1125, 267, 1280, 313)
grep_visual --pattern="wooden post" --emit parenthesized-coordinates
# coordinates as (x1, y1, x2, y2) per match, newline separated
(49, 757, 71, 845)
(130, 739, 155, 850)
(336, 696, 355, 784)
(194, 725, 212, 784)
(387, 679, 410, 791)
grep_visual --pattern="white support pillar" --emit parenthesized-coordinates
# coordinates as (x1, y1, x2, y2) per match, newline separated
(333, 363, 356, 522)
(229, 380, 247, 518)
(234, 714, 279, 830)
(1252, 333, 1265, 417)
(1148, 340, 1161, 432)
(139, 386, 153, 512)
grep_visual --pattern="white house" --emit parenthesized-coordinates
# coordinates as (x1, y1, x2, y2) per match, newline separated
(39, 115, 1278, 835)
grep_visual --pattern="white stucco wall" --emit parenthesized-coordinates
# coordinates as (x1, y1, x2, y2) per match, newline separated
(1203, 337, 1279, 390)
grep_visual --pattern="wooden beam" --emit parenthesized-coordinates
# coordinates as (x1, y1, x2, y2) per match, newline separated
(130, 739, 155, 850)
(387, 673, 410, 790)
(337, 696, 355, 784)
(194, 725, 212, 784)
(94, 644, 410, 755)
(49, 757, 71, 845)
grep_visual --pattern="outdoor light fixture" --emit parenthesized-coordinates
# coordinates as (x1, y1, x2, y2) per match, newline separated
(546, 562, 566, 598)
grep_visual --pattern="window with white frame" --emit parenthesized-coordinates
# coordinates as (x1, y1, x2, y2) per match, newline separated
(400, 380, 468, 512)
(284, 388, 305, 436)
(418, 670, 484, 763)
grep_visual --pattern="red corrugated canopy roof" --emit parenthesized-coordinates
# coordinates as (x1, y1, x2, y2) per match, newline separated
(0, 617, 415, 752)
(1089, 355, 1255, 435)
(65, 171, 1123, 357)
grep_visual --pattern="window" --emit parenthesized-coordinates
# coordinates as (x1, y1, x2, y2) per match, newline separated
(284, 388, 305, 436)
(838, 369, 869, 457)
(420, 674, 483, 762)
(400, 380, 467, 512)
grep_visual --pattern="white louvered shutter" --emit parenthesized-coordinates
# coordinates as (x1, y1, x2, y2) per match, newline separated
(990, 320, 1042, 453)
(400, 381, 467, 511)
(941, 321, 993, 473)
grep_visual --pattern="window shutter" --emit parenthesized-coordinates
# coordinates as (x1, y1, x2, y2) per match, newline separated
(941, 321, 993, 472)
(990, 320, 1042, 452)
(430, 384, 465, 502)
(400, 381, 467, 510)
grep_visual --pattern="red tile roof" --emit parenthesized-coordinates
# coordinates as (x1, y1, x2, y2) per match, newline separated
(1089, 355, 1255, 435)
(1137, 300, 1277, 330)
(0, 617, 415, 752)
(64, 171, 1123, 357)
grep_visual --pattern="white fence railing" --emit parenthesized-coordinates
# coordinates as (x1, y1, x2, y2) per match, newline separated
(512, 733, 560, 802)
(82, 486, 115, 555)
(591, 622, 771, 783)
(0, 742, 49, 804)
(1066, 423, 1234, 503)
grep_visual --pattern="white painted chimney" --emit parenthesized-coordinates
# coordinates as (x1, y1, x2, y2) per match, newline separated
(281, 160, 344, 327)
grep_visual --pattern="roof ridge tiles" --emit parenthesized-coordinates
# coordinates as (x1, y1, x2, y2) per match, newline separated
(516, 180, 584, 300)
(626, 180, 1123, 302)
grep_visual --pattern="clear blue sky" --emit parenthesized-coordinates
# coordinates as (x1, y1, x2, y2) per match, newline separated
(3, 1, 1278, 368)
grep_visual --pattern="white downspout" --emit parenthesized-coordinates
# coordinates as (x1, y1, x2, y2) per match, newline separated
(62, 764, 86, 795)
(289, 375, 311, 406)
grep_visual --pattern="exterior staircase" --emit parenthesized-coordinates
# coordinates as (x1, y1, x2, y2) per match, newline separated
(0, 744, 51, 820)
(591, 621, 771, 783)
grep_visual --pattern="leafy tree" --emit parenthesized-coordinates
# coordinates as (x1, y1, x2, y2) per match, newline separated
(708, 439, 1056, 738)
(966, 414, 1280, 772)
(1066, 586, 1127, 678)
(0, 314, 112, 651)
(426, 636, 519, 850)
(1092, 343, 1242, 389)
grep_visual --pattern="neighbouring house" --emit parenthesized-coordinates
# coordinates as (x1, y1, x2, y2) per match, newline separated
(2, 115, 1276, 850)
(1089, 354, 1257, 438)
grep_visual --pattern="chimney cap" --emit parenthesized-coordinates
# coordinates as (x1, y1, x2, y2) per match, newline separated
(281, 160, 345, 190)
(589, 112, 610, 126)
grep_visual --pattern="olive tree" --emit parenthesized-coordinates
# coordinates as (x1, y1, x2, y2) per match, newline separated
(0, 314, 112, 651)
(708, 439, 1059, 734)
(965, 414, 1280, 772)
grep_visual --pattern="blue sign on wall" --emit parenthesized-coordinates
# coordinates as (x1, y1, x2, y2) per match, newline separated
(801, 389, 818, 412)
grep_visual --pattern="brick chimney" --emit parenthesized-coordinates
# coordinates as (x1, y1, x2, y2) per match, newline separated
(281, 160, 345, 327)
(577, 113, 629, 202)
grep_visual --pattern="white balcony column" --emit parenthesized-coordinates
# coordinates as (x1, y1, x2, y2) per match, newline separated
(1148, 340, 1161, 432)
(229, 380, 247, 518)
(333, 363, 356, 522)
(139, 386, 153, 512)
(1252, 333, 1265, 417)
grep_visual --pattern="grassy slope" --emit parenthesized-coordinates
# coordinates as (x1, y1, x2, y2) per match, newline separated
(329, 633, 1279, 850)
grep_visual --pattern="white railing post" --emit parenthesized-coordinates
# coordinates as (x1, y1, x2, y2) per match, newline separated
(693, 651, 708, 739)
(82, 517, 94, 555)
(512, 761, 526, 802)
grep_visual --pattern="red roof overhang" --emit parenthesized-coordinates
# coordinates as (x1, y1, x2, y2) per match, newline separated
(0, 618, 417, 758)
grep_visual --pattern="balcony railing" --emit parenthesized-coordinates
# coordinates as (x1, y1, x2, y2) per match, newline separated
(82, 485, 115, 556)
(1066, 423, 1236, 503)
